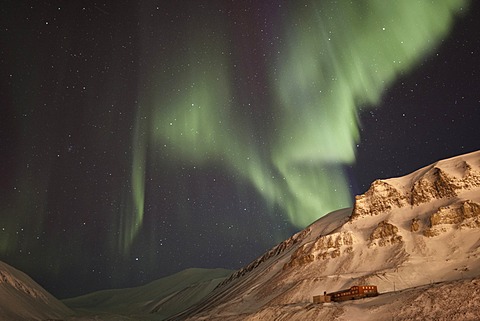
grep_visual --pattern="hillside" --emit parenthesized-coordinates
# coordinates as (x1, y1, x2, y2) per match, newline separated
(63, 268, 232, 320)
(0, 260, 73, 321)
(169, 150, 480, 320)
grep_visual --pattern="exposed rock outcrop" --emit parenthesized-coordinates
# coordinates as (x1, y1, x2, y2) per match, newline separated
(430, 204, 464, 226)
(369, 221, 402, 247)
(423, 228, 441, 238)
(410, 218, 421, 232)
(410, 167, 457, 205)
(0, 270, 46, 300)
(452, 161, 480, 190)
(351, 180, 407, 219)
(284, 232, 354, 269)
(423, 200, 480, 237)
(460, 200, 480, 220)
(351, 157, 480, 221)
(430, 201, 480, 228)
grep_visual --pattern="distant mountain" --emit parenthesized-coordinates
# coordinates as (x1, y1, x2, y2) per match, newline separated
(63, 268, 232, 320)
(0, 260, 73, 321)
(168, 150, 480, 321)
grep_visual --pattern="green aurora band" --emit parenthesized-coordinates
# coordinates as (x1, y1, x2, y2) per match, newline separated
(121, 0, 468, 252)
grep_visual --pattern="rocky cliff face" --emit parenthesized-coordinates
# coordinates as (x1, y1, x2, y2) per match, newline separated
(352, 180, 407, 218)
(351, 155, 480, 220)
(423, 200, 480, 237)
(284, 231, 354, 269)
(410, 167, 457, 204)
(368, 221, 402, 247)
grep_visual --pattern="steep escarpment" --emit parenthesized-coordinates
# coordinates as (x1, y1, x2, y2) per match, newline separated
(352, 180, 407, 217)
(351, 152, 480, 220)
(430, 200, 480, 226)
(423, 200, 480, 237)
(284, 232, 354, 269)
(410, 167, 458, 204)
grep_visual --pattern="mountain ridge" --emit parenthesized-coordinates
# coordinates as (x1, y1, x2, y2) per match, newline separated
(169, 150, 480, 321)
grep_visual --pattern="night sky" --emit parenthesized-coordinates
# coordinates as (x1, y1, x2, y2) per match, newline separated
(1, 1, 479, 299)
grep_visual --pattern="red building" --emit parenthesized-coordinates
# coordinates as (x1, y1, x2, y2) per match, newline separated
(327, 285, 378, 301)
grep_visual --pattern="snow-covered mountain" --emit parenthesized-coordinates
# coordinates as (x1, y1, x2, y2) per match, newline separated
(168, 150, 480, 321)
(0, 260, 73, 321)
(0, 263, 231, 321)
(1, 150, 479, 320)
(63, 268, 232, 320)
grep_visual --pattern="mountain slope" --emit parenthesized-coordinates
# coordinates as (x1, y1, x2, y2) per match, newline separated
(170, 150, 480, 321)
(0, 260, 73, 321)
(63, 268, 232, 320)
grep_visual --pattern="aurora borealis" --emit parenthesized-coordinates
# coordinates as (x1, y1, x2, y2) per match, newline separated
(1, 1, 479, 298)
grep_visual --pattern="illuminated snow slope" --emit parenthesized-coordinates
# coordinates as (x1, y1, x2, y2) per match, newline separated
(169, 150, 480, 321)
